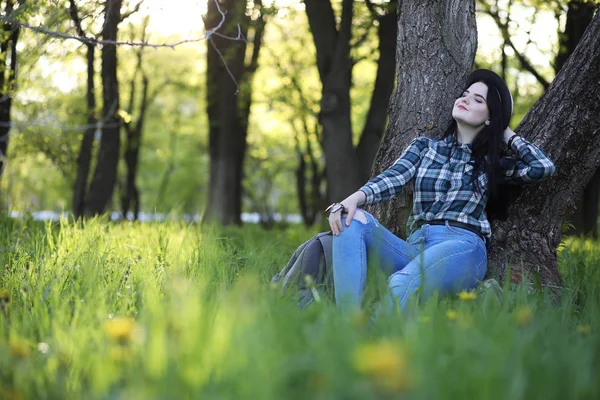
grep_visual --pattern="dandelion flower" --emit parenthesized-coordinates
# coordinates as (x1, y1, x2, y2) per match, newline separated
(9, 338, 32, 358)
(446, 310, 457, 321)
(577, 324, 591, 336)
(353, 339, 411, 393)
(458, 291, 477, 301)
(516, 306, 533, 327)
(0, 289, 10, 303)
(104, 317, 137, 343)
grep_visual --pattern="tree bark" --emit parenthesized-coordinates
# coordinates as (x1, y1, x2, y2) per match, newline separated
(203, 0, 266, 225)
(84, 0, 123, 216)
(487, 10, 600, 288)
(556, 0, 597, 237)
(305, 0, 362, 203)
(69, 0, 97, 219)
(0, 0, 19, 180)
(367, 0, 478, 238)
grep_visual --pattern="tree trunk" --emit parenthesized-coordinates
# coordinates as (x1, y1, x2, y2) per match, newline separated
(355, 1, 398, 183)
(0, 0, 19, 181)
(487, 11, 600, 288)
(305, 0, 362, 203)
(203, 0, 266, 225)
(367, 0, 478, 238)
(556, 0, 597, 237)
(84, 0, 122, 216)
(122, 76, 147, 220)
(72, 43, 97, 219)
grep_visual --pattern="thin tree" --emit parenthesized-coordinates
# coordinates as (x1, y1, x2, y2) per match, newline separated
(202, 0, 268, 225)
(0, 1, 22, 184)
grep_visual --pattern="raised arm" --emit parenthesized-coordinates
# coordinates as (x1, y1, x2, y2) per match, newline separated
(501, 129, 556, 184)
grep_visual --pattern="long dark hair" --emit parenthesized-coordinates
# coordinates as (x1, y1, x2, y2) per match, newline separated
(443, 80, 521, 221)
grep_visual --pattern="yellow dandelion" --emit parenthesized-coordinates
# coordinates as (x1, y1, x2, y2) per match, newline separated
(457, 291, 477, 301)
(0, 288, 10, 303)
(516, 306, 533, 327)
(446, 310, 457, 321)
(353, 339, 411, 393)
(9, 338, 32, 358)
(577, 324, 591, 336)
(104, 317, 137, 343)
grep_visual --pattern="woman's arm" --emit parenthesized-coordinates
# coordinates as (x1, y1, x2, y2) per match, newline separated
(327, 137, 428, 234)
(500, 128, 556, 184)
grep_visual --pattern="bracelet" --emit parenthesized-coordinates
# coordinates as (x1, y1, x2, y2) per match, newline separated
(325, 203, 346, 214)
(507, 135, 519, 149)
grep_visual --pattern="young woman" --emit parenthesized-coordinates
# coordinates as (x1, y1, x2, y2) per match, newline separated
(327, 69, 555, 312)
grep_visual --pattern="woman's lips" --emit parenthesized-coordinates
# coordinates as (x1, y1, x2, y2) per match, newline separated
(457, 105, 468, 111)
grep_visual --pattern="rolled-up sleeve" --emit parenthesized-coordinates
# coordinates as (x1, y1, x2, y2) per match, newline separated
(500, 136, 556, 184)
(360, 137, 428, 205)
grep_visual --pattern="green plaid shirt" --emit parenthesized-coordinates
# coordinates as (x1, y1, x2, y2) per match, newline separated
(360, 135, 556, 239)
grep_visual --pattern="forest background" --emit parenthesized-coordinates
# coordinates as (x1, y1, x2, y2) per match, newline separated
(2, 0, 596, 234)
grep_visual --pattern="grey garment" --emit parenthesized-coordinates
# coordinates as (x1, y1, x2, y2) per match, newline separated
(272, 232, 333, 307)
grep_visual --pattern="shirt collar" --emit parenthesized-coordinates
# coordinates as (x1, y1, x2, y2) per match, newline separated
(442, 134, 473, 154)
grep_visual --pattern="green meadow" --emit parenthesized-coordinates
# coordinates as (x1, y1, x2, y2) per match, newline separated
(0, 217, 598, 399)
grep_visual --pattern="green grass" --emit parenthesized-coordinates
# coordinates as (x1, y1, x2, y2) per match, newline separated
(0, 216, 599, 399)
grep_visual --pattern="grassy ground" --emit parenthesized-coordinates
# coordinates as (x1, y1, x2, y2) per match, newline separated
(0, 216, 598, 399)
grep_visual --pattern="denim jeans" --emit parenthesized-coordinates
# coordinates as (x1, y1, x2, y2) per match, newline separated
(332, 210, 487, 312)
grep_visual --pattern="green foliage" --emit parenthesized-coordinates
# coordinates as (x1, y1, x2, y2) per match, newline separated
(0, 220, 599, 399)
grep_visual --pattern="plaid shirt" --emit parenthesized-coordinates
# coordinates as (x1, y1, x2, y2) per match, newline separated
(360, 135, 556, 240)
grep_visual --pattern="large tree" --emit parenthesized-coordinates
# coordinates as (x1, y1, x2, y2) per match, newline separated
(368, 0, 478, 235)
(481, 0, 598, 237)
(370, 0, 600, 289)
(202, 0, 267, 225)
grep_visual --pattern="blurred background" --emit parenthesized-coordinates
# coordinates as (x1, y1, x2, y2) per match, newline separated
(0, 0, 596, 232)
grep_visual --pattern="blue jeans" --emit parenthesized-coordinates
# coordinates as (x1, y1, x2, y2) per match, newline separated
(332, 210, 487, 312)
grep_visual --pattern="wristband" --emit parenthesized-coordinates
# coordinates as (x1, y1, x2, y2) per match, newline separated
(507, 135, 519, 149)
(325, 203, 346, 214)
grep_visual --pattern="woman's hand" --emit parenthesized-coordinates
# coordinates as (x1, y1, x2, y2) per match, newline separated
(327, 191, 366, 236)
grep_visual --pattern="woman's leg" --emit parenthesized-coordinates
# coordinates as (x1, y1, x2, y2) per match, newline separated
(332, 210, 419, 312)
(387, 228, 487, 310)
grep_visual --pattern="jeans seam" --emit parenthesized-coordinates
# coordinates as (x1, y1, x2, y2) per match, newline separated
(396, 246, 476, 305)
(474, 242, 487, 279)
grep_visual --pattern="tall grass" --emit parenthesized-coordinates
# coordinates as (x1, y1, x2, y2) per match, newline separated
(0, 216, 598, 399)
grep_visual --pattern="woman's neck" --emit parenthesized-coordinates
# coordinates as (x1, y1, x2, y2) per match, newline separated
(455, 122, 484, 144)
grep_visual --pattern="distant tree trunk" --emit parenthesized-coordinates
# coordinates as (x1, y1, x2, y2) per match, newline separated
(367, 0, 478, 238)
(121, 20, 151, 221)
(0, 0, 20, 182)
(304, 0, 361, 203)
(355, 0, 398, 183)
(556, 1, 597, 237)
(84, 0, 123, 216)
(121, 75, 147, 220)
(69, 0, 97, 219)
(203, 0, 266, 225)
(487, 11, 600, 288)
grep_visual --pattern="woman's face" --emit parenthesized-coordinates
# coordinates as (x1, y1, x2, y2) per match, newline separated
(452, 81, 490, 127)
